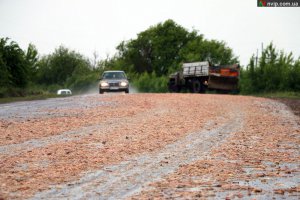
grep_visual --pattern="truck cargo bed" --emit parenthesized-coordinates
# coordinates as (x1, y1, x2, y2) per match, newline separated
(182, 61, 209, 77)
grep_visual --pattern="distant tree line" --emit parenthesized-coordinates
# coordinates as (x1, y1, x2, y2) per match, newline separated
(240, 43, 300, 94)
(1, 20, 299, 97)
(0, 38, 100, 97)
(108, 20, 299, 94)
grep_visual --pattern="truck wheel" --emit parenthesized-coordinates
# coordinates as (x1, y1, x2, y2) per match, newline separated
(169, 85, 180, 93)
(168, 80, 180, 93)
(175, 86, 181, 92)
(191, 80, 201, 93)
(199, 83, 206, 93)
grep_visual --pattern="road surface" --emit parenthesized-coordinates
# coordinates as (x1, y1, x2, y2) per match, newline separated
(0, 93, 299, 199)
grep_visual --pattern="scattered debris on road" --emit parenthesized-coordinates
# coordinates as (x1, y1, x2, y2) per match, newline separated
(0, 94, 299, 199)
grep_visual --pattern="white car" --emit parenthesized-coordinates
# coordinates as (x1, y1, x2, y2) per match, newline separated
(57, 89, 72, 95)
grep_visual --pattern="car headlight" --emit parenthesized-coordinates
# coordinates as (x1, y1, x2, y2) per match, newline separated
(120, 81, 128, 87)
(100, 82, 109, 87)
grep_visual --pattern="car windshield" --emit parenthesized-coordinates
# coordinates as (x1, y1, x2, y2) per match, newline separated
(102, 72, 126, 79)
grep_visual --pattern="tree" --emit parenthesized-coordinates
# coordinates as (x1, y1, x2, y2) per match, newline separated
(36, 46, 92, 85)
(289, 58, 300, 91)
(179, 38, 238, 65)
(114, 20, 191, 76)
(0, 53, 11, 87)
(0, 38, 28, 88)
(111, 19, 238, 78)
(25, 43, 39, 83)
(240, 43, 300, 93)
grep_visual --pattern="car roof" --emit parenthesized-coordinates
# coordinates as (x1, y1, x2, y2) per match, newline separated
(103, 70, 125, 73)
(57, 89, 71, 92)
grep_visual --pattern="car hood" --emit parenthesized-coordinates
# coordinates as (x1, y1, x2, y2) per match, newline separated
(101, 79, 128, 83)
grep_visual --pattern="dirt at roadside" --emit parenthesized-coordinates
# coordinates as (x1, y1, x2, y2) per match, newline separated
(274, 98, 300, 117)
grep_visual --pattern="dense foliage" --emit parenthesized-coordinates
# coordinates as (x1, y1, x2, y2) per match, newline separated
(0, 38, 41, 97)
(0, 38, 32, 88)
(0, 38, 100, 97)
(36, 46, 100, 92)
(240, 43, 300, 94)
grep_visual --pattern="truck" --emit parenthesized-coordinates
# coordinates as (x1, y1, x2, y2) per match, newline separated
(168, 61, 240, 93)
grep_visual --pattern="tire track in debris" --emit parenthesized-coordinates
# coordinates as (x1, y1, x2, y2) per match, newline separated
(0, 105, 164, 157)
(30, 109, 243, 200)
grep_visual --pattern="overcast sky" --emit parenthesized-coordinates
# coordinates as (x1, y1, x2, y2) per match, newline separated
(0, 0, 299, 66)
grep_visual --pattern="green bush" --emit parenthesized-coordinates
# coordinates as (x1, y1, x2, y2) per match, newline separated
(0, 86, 48, 98)
(132, 72, 168, 93)
(66, 73, 98, 93)
(240, 43, 300, 94)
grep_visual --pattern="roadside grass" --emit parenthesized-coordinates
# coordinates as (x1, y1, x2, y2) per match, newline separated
(240, 91, 300, 117)
(0, 94, 64, 104)
(252, 91, 300, 99)
(0, 84, 89, 104)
